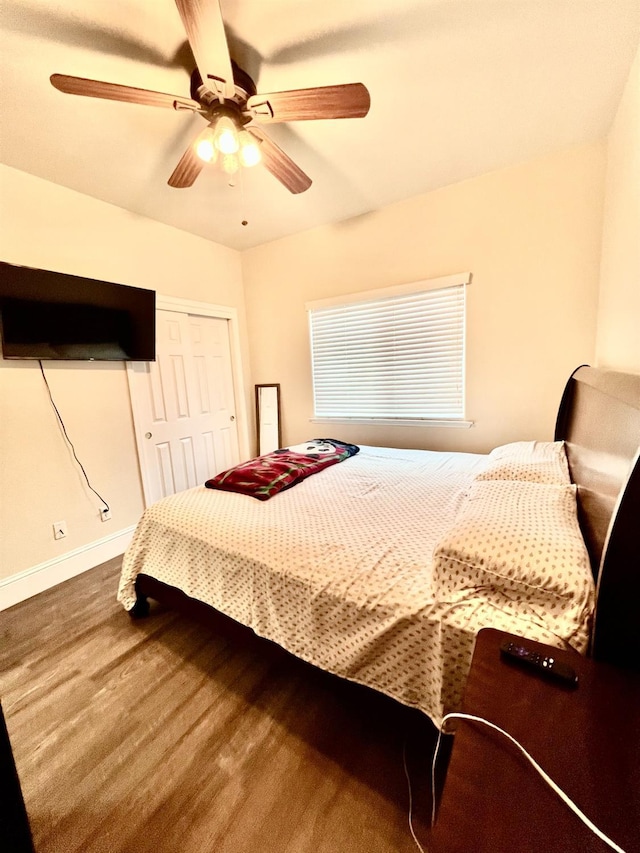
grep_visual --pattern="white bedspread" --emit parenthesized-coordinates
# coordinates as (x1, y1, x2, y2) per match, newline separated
(118, 446, 592, 726)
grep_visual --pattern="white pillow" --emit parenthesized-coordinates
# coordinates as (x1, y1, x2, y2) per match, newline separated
(432, 480, 594, 618)
(475, 440, 571, 485)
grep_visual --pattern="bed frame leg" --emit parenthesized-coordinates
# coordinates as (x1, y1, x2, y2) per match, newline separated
(130, 593, 150, 619)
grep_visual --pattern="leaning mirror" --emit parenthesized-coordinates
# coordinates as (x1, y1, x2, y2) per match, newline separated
(255, 384, 282, 455)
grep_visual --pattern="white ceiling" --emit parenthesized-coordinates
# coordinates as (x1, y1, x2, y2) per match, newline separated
(1, 1, 639, 251)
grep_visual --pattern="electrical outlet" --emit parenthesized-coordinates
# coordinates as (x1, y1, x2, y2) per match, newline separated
(53, 521, 67, 540)
(100, 508, 112, 522)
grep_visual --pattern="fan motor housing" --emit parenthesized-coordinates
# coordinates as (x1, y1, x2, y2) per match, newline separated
(190, 61, 257, 107)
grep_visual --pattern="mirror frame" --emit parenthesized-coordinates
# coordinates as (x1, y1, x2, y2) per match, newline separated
(255, 383, 282, 455)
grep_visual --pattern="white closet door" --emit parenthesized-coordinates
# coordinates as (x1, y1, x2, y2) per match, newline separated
(128, 309, 240, 505)
(187, 313, 239, 482)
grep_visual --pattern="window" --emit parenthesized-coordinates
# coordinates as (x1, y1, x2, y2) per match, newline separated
(308, 273, 470, 425)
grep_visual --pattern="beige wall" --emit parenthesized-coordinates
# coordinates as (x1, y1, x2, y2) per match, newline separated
(242, 142, 606, 455)
(0, 165, 247, 580)
(596, 43, 640, 373)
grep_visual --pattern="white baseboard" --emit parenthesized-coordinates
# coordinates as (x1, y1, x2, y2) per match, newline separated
(0, 525, 136, 611)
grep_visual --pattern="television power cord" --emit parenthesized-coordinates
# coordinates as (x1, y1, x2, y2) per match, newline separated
(38, 360, 110, 515)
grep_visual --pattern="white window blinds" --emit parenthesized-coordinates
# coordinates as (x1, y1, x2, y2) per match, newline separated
(309, 280, 467, 421)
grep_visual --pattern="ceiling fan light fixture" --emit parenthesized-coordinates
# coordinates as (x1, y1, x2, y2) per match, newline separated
(238, 131, 261, 167)
(51, 2, 369, 196)
(214, 116, 239, 154)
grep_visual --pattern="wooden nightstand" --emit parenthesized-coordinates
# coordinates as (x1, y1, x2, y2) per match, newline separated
(430, 628, 640, 853)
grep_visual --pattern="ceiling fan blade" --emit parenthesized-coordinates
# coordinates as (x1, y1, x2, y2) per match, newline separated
(50, 74, 200, 110)
(247, 127, 312, 194)
(174, 0, 235, 100)
(246, 83, 370, 123)
(167, 125, 212, 188)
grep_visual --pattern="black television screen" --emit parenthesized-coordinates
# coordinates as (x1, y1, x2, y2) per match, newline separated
(0, 261, 155, 361)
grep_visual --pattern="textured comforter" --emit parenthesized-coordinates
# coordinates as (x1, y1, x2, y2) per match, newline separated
(118, 445, 593, 726)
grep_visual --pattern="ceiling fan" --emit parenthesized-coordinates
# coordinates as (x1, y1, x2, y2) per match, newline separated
(50, 0, 371, 194)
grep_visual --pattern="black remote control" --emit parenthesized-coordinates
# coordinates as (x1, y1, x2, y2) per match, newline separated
(499, 641, 578, 687)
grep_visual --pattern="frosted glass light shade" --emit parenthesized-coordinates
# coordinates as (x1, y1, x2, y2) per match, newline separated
(214, 116, 239, 154)
(195, 133, 217, 163)
(238, 131, 261, 167)
(222, 153, 239, 174)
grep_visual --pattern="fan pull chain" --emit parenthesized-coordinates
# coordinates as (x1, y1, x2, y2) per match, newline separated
(239, 167, 249, 227)
(220, 153, 250, 227)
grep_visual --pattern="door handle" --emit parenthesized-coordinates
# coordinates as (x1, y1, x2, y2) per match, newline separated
(230, 416, 235, 422)
(145, 432, 153, 439)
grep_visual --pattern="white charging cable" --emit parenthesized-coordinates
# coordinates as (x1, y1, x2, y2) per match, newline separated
(429, 712, 628, 853)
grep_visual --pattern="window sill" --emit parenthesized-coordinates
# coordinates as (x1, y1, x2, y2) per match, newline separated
(310, 417, 474, 429)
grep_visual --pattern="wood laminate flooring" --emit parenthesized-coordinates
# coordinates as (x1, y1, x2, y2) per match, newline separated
(1, 559, 442, 853)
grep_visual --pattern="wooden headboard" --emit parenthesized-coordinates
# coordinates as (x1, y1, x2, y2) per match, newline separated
(555, 365, 640, 669)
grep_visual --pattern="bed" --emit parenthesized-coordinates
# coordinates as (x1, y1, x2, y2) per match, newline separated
(117, 366, 640, 727)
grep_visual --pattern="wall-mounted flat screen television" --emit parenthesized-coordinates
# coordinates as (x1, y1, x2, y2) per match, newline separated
(0, 261, 156, 361)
